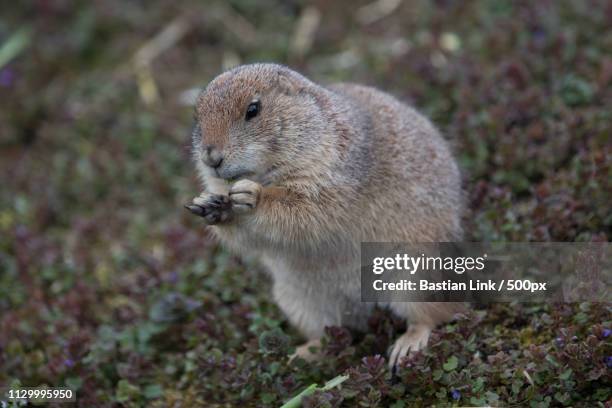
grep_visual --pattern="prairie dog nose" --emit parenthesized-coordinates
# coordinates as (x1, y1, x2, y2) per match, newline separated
(202, 145, 223, 168)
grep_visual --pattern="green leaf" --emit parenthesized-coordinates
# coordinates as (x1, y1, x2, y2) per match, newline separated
(473, 377, 485, 393)
(443, 355, 458, 371)
(143, 384, 163, 399)
(554, 391, 571, 404)
(261, 393, 277, 404)
(486, 391, 500, 403)
(559, 368, 572, 381)
(280, 383, 318, 408)
(470, 396, 486, 405)
(258, 327, 290, 355)
(545, 355, 559, 368)
(560, 75, 593, 106)
(280, 374, 349, 408)
(593, 387, 610, 401)
(322, 374, 349, 390)
(115, 380, 140, 403)
(65, 377, 83, 392)
(0, 27, 32, 69)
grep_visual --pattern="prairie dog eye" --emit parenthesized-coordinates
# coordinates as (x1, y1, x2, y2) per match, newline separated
(245, 100, 261, 121)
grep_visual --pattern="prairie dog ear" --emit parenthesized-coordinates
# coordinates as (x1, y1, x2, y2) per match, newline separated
(277, 70, 301, 95)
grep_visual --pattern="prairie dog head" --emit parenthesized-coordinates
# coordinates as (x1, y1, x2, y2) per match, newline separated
(193, 64, 330, 189)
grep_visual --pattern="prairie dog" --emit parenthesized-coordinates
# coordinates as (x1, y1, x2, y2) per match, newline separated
(187, 63, 464, 367)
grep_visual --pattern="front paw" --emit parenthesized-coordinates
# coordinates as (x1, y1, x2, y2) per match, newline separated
(229, 179, 261, 214)
(186, 193, 232, 224)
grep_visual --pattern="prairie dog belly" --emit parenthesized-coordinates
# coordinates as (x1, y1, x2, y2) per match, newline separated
(260, 252, 371, 332)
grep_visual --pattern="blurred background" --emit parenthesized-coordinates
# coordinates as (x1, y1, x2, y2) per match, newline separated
(1, 1, 610, 406)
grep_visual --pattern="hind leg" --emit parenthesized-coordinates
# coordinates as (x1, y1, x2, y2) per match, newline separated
(388, 322, 433, 368)
(273, 279, 340, 362)
(388, 302, 464, 368)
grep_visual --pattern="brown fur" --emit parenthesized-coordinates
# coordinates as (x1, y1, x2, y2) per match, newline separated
(190, 64, 465, 367)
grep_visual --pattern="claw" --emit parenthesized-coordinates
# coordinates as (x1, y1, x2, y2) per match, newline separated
(184, 204, 204, 216)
